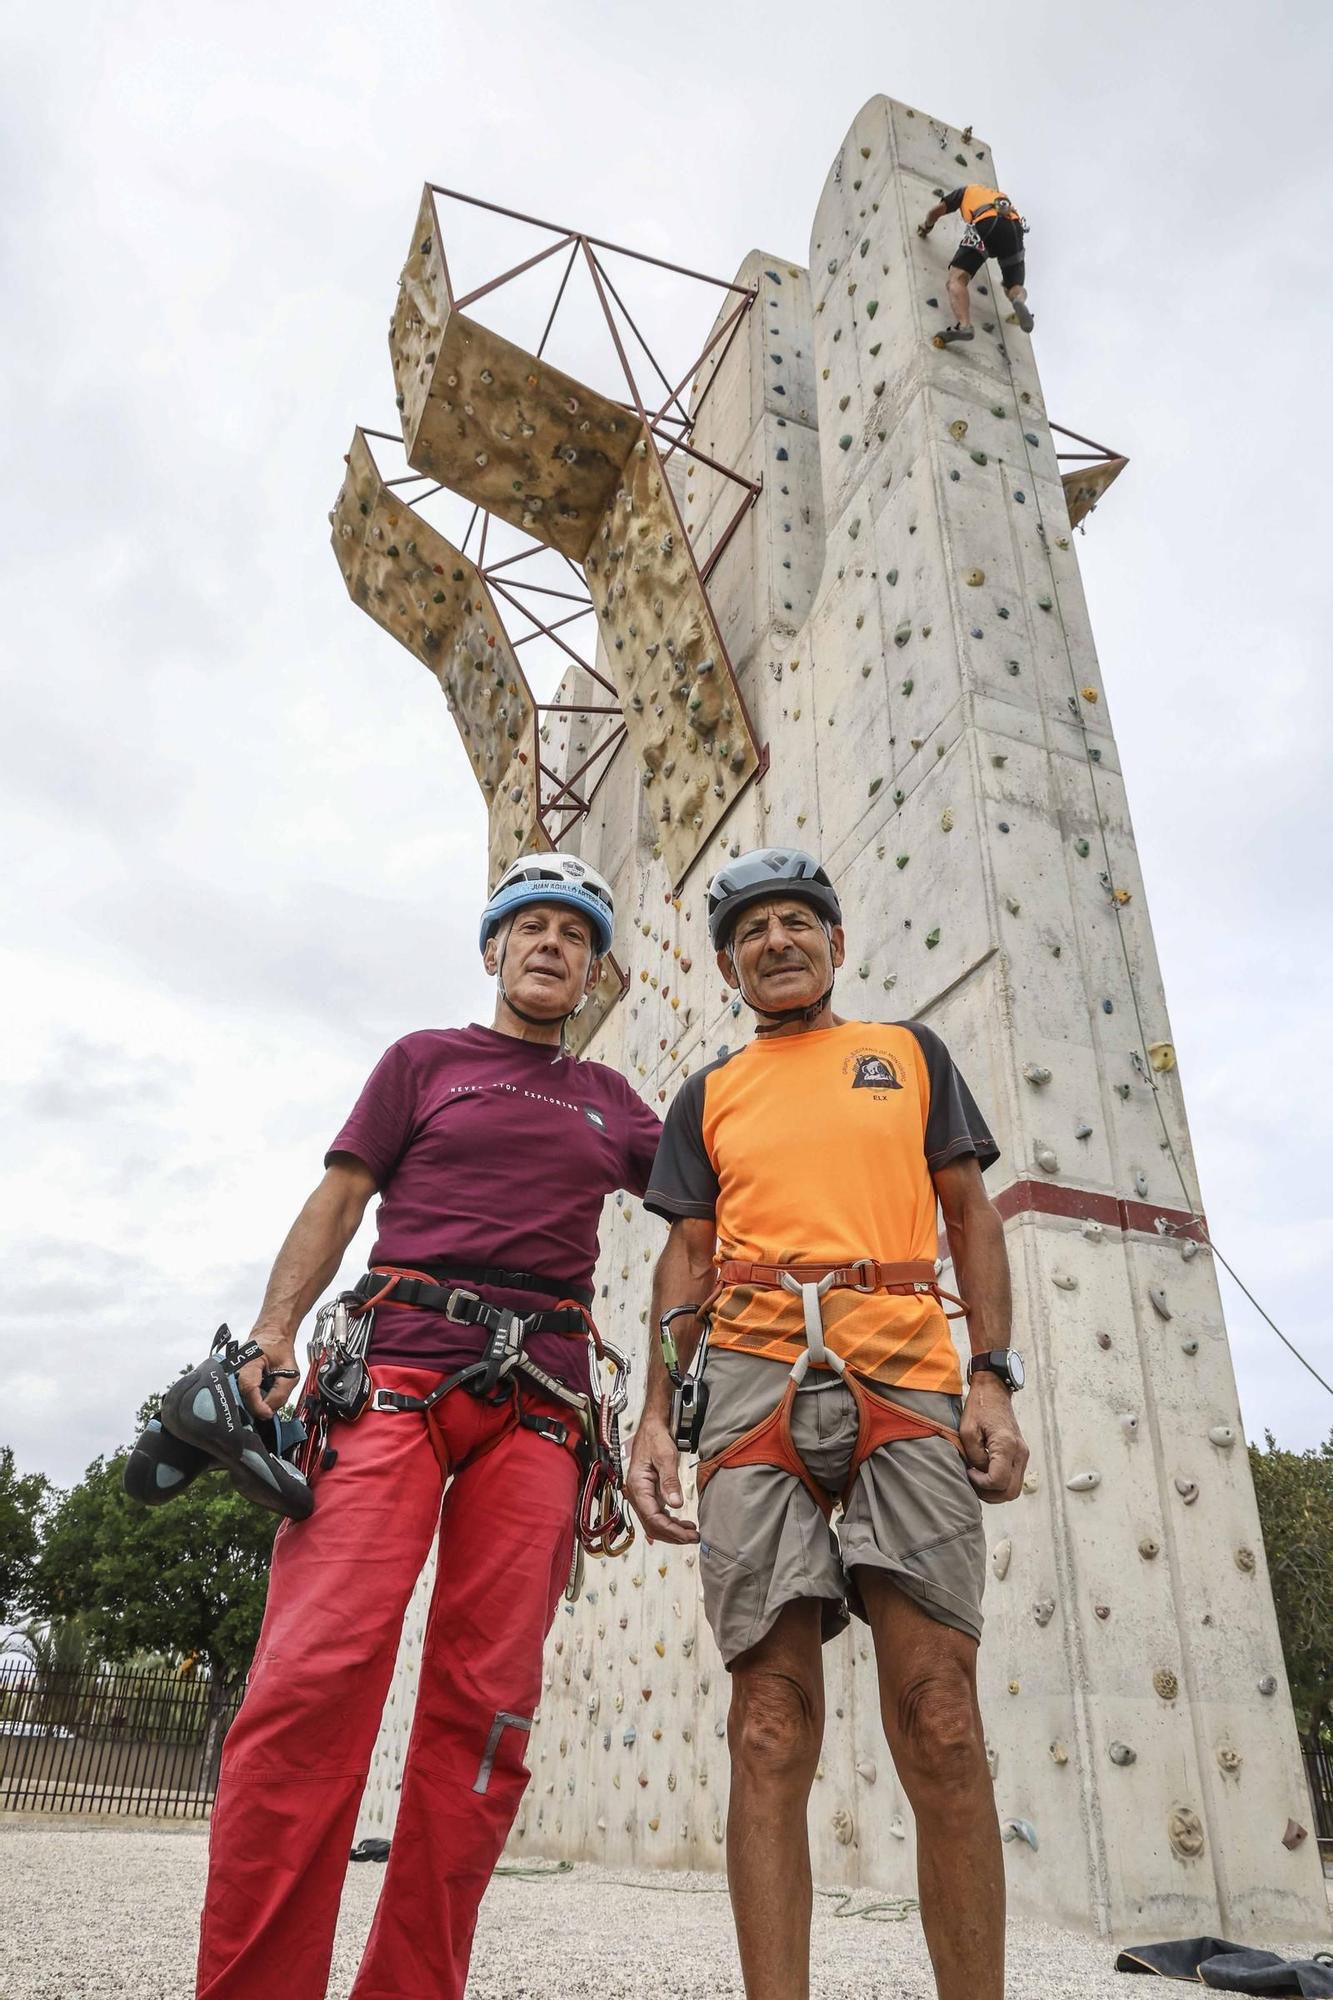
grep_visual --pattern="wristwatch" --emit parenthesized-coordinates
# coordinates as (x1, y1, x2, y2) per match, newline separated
(966, 1348, 1025, 1391)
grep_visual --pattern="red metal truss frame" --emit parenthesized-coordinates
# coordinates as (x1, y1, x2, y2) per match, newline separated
(386, 185, 767, 848)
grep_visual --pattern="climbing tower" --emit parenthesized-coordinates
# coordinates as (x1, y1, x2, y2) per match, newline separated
(341, 99, 1326, 1939)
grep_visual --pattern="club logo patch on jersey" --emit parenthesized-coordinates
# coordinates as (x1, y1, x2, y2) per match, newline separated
(848, 1051, 903, 1092)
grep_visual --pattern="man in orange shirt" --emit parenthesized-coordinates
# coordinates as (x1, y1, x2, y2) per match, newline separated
(918, 183, 1034, 346)
(626, 847, 1027, 2000)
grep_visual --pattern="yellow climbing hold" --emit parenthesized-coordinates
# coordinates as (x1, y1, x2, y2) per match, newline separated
(1081, 686, 1099, 703)
(965, 568, 985, 587)
(1148, 1041, 1176, 1073)
(949, 419, 969, 441)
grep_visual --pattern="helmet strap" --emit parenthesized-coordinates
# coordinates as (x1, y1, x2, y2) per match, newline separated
(727, 923, 836, 1032)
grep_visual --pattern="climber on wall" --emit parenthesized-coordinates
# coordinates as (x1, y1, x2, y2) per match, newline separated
(625, 846, 1028, 2000)
(918, 183, 1034, 346)
(162, 851, 660, 2000)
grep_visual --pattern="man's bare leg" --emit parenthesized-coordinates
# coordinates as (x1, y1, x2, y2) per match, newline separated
(858, 1572, 1004, 2000)
(725, 1599, 825, 2000)
(946, 266, 973, 328)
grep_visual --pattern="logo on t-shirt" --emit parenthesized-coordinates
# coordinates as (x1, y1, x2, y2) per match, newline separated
(583, 1107, 607, 1130)
(849, 1051, 903, 1092)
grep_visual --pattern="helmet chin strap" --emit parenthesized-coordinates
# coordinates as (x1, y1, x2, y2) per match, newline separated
(728, 925, 835, 1030)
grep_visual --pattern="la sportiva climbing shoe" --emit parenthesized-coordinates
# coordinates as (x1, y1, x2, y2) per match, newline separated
(124, 1403, 309, 1508)
(160, 1328, 314, 1521)
(1012, 300, 1035, 332)
(933, 323, 975, 347)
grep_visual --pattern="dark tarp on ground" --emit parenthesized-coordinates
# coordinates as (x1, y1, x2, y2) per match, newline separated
(1115, 1938, 1333, 1995)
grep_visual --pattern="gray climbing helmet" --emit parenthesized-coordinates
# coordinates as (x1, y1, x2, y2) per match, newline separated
(706, 848, 842, 951)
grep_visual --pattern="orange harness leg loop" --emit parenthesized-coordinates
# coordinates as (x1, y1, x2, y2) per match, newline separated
(696, 1372, 964, 1519)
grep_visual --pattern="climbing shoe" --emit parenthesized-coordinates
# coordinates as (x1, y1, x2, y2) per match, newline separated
(160, 1328, 314, 1521)
(933, 323, 975, 347)
(124, 1403, 309, 1508)
(1012, 300, 1035, 333)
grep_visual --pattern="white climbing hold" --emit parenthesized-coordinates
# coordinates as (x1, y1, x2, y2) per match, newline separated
(1053, 1272, 1078, 1292)
(1108, 1741, 1137, 1767)
(856, 1758, 877, 1784)
(888, 1815, 907, 1840)
(1049, 1742, 1069, 1766)
(1174, 1475, 1200, 1505)
(1118, 1412, 1140, 1440)
(1023, 1063, 1052, 1086)
(1148, 1286, 1172, 1320)
(1134, 1170, 1149, 1196)
(832, 1807, 855, 1845)
(1033, 1598, 1055, 1627)
(992, 1538, 1012, 1580)
(1208, 1424, 1236, 1449)
(1066, 1470, 1100, 1493)
(1002, 1819, 1038, 1851)
(1035, 1143, 1059, 1174)
(1257, 1673, 1278, 1696)
(1181, 1238, 1199, 1262)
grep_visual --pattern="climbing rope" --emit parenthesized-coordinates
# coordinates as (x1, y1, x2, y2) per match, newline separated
(991, 322, 1332, 1402)
(493, 1859, 918, 1921)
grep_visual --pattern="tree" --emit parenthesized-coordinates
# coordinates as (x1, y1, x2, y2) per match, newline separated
(0, 1444, 49, 1622)
(26, 1392, 280, 1692)
(1249, 1429, 1333, 1743)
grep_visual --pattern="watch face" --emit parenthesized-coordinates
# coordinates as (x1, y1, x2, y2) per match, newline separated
(1005, 1349, 1025, 1390)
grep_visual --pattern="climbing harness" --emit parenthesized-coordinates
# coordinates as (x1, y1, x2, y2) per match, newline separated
(667, 1259, 968, 1517)
(301, 1265, 636, 1561)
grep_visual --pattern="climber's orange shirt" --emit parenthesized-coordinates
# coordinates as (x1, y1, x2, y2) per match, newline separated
(645, 1021, 999, 1393)
(944, 184, 1019, 225)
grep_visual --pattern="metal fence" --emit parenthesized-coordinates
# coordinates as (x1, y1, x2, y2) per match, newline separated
(1304, 1738, 1333, 1851)
(0, 1663, 243, 1817)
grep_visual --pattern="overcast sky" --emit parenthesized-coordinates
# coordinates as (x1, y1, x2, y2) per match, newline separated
(3, 0, 1331, 1492)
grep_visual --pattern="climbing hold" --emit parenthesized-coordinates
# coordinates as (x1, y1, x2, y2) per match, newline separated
(886, 567, 898, 586)
(1033, 1598, 1055, 1627)
(1154, 1670, 1179, 1701)
(1005, 896, 1021, 915)
(838, 435, 853, 451)
(1148, 1286, 1172, 1321)
(1282, 1819, 1308, 1849)
(1075, 1121, 1094, 1141)
(855, 1759, 877, 1784)
(970, 450, 988, 465)
(1134, 1170, 1149, 1196)
(1034, 1144, 1058, 1174)
(940, 808, 955, 831)
(925, 928, 940, 949)
(1235, 1546, 1256, 1573)
(1174, 1476, 1199, 1506)
(965, 568, 985, 587)
(1074, 838, 1091, 857)
(1168, 1807, 1205, 1860)
(896, 854, 910, 870)
(1002, 1819, 1038, 1851)
(894, 620, 912, 648)
(1138, 1537, 1160, 1561)
(1095, 1603, 1111, 1621)
(1208, 1424, 1237, 1450)
(1148, 1042, 1176, 1073)
(992, 1538, 1012, 1580)
(1053, 1272, 1078, 1292)
(838, 394, 850, 412)
(949, 419, 969, 440)
(866, 300, 879, 318)
(1037, 594, 1053, 611)
(1108, 1742, 1136, 1767)
(1008, 1679, 1021, 1695)
(1050, 1742, 1069, 1766)
(1066, 1470, 1100, 1493)
(1023, 1063, 1052, 1086)
(868, 776, 884, 797)
(1118, 1412, 1140, 1440)
(1258, 1673, 1278, 1696)
(1216, 1746, 1242, 1774)
(1096, 1332, 1112, 1350)
(1181, 1238, 1199, 1262)
(901, 677, 914, 696)
(832, 1808, 855, 1846)
(1180, 1336, 1199, 1356)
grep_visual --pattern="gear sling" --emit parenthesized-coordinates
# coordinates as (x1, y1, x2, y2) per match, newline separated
(664, 1258, 969, 1515)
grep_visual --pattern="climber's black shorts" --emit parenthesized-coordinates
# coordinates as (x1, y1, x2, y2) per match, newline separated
(950, 214, 1025, 288)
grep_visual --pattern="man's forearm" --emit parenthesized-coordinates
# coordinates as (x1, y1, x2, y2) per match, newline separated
(643, 1224, 717, 1424)
(944, 1200, 1012, 1356)
(252, 1178, 370, 1350)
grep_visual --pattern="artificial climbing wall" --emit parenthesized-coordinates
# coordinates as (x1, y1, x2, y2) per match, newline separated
(354, 98, 1327, 1941)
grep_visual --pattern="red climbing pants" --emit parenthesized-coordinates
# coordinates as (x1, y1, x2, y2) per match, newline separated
(196, 1365, 580, 2000)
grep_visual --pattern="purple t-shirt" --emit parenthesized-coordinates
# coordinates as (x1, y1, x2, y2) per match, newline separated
(326, 1024, 661, 1393)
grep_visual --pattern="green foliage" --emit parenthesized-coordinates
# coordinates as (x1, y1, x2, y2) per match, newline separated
(25, 1392, 279, 1686)
(1249, 1429, 1333, 1742)
(0, 1444, 50, 1621)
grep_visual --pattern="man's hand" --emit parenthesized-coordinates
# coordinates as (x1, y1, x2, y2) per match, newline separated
(917, 221, 932, 237)
(626, 1416, 700, 1545)
(960, 1375, 1028, 1503)
(237, 1337, 301, 1420)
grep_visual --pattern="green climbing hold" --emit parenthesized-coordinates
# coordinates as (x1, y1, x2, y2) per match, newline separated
(901, 677, 914, 696)
(873, 380, 885, 396)
(386, 544, 399, 558)
(894, 621, 912, 647)
(991, 405, 1007, 418)
(1024, 432, 1039, 446)
(892, 787, 904, 804)
(896, 854, 910, 870)
(860, 239, 870, 257)
(452, 569, 465, 581)
(1075, 838, 1091, 857)
(869, 342, 882, 356)
(970, 451, 988, 465)
(886, 568, 898, 586)
(868, 776, 884, 797)
(839, 435, 853, 451)
(866, 300, 879, 319)
(1037, 594, 1053, 611)
(838, 394, 850, 411)
(1006, 660, 1021, 675)
(925, 928, 941, 949)
(432, 591, 446, 604)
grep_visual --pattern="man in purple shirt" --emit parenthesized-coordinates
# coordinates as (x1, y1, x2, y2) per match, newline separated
(193, 853, 660, 2000)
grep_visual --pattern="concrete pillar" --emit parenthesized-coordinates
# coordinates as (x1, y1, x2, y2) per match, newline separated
(353, 97, 1326, 1940)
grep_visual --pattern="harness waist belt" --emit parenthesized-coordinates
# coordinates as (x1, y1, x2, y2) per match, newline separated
(409, 1260, 594, 1309)
(717, 1257, 940, 1294)
(352, 1270, 589, 1337)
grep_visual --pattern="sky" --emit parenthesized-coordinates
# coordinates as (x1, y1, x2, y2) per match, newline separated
(2, 0, 1331, 1492)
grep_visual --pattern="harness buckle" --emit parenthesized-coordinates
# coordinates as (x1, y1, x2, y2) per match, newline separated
(845, 1258, 879, 1294)
(444, 1287, 482, 1321)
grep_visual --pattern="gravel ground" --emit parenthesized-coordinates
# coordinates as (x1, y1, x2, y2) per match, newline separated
(1, 1820, 1329, 1999)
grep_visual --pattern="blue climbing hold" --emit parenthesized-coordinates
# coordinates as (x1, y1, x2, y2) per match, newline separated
(776, 447, 789, 461)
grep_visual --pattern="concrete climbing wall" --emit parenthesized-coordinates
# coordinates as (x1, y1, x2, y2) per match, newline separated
(352, 100, 1327, 1942)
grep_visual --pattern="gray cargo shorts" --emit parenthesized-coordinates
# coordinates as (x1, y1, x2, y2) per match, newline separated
(695, 1348, 985, 1667)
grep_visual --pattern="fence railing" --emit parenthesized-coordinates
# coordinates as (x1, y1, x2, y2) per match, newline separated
(0, 1662, 243, 1817)
(1304, 1738, 1333, 1850)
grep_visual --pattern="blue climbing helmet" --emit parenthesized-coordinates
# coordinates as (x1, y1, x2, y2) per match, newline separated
(479, 852, 616, 959)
